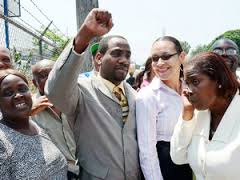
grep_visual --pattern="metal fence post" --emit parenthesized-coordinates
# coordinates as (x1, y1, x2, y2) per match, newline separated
(39, 20, 53, 59)
(3, 0, 9, 48)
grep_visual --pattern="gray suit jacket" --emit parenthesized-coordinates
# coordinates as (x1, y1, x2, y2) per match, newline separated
(45, 45, 141, 180)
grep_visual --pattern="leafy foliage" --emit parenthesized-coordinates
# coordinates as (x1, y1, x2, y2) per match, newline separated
(190, 44, 210, 57)
(209, 29, 240, 51)
(180, 41, 191, 54)
(43, 29, 70, 60)
(190, 29, 240, 57)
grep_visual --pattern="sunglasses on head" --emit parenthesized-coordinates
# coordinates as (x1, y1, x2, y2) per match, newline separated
(213, 48, 238, 56)
(151, 52, 178, 62)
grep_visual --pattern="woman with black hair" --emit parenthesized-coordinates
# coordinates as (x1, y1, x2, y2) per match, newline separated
(133, 57, 154, 91)
(136, 36, 192, 180)
(0, 69, 67, 179)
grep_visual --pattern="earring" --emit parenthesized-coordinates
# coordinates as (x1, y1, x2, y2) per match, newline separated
(218, 84, 222, 88)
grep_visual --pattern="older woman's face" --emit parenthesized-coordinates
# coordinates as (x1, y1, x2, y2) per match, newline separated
(184, 64, 219, 110)
(0, 75, 32, 120)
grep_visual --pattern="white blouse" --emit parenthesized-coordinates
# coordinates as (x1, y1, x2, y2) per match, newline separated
(171, 92, 240, 180)
(136, 77, 183, 180)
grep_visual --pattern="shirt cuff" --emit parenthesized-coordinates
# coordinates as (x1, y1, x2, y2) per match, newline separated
(72, 46, 84, 56)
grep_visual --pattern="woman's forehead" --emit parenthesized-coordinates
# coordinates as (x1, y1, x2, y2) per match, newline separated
(184, 63, 200, 74)
(1, 74, 26, 87)
(151, 40, 175, 52)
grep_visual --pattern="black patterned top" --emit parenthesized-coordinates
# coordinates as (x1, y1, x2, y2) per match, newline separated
(0, 121, 67, 179)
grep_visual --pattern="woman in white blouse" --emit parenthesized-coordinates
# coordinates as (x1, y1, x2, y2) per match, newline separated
(171, 52, 240, 180)
(136, 36, 192, 180)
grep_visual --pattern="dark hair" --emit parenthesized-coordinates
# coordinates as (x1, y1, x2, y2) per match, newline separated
(153, 36, 184, 77)
(98, 35, 127, 55)
(154, 36, 183, 54)
(186, 52, 240, 98)
(0, 69, 28, 87)
(133, 57, 154, 90)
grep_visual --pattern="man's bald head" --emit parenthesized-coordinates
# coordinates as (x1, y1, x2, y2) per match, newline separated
(211, 38, 239, 74)
(212, 38, 239, 52)
(0, 47, 12, 70)
(32, 59, 55, 95)
(32, 59, 55, 73)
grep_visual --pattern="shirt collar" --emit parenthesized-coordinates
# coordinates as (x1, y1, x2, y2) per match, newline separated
(149, 76, 181, 96)
(98, 74, 125, 95)
(149, 76, 171, 91)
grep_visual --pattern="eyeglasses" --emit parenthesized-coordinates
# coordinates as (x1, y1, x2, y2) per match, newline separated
(151, 52, 178, 62)
(213, 48, 238, 56)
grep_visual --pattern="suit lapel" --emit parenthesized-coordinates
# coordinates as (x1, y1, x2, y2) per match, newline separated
(124, 82, 135, 110)
(123, 82, 136, 127)
(194, 110, 211, 139)
(91, 76, 119, 103)
(212, 92, 240, 142)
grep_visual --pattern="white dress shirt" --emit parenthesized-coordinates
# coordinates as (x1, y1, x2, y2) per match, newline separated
(171, 91, 240, 180)
(136, 77, 183, 180)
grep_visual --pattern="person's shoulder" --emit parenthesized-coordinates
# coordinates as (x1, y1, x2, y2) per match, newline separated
(79, 71, 93, 78)
(136, 84, 153, 100)
(124, 81, 137, 96)
(77, 74, 94, 86)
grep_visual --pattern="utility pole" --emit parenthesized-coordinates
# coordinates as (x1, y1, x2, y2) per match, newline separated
(75, 0, 99, 72)
(76, 0, 98, 29)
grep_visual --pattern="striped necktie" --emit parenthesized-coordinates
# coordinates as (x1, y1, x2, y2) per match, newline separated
(112, 86, 129, 121)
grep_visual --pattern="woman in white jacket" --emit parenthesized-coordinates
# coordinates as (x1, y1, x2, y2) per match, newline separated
(171, 52, 240, 180)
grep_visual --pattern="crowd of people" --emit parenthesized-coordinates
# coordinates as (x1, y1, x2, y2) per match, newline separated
(0, 8, 240, 180)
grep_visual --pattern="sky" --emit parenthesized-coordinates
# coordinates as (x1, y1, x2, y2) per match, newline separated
(19, 0, 240, 64)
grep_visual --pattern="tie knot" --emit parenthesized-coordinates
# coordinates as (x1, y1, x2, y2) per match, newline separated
(113, 86, 123, 101)
(113, 86, 129, 120)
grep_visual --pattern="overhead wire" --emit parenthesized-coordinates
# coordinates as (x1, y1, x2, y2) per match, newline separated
(0, 3, 41, 34)
(28, 0, 68, 38)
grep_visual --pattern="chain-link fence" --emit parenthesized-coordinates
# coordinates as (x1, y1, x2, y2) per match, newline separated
(1, 14, 68, 67)
(0, 0, 97, 77)
(0, 13, 68, 93)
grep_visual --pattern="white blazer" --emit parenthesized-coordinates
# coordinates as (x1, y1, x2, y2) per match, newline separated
(170, 92, 240, 180)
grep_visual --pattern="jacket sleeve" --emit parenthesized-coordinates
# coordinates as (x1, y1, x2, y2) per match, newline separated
(170, 113, 196, 165)
(44, 42, 85, 116)
(136, 91, 162, 180)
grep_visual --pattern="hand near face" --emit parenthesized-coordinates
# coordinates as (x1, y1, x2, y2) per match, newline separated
(30, 95, 53, 116)
(74, 8, 113, 53)
(181, 89, 194, 121)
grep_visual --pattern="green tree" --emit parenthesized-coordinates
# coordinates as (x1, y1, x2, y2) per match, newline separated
(33, 27, 70, 60)
(190, 44, 210, 57)
(190, 29, 240, 58)
(209, 29, 240, 51)
(180, 41, 191, 54)
(44, 29, 70, 59)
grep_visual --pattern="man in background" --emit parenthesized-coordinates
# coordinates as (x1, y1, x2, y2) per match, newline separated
(79, 42, 100, 78)
(0, 47, 13, 120)
(211, 38, 240, 79)
(0, 47, 13, 70)
(31, 59, 79, 180)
